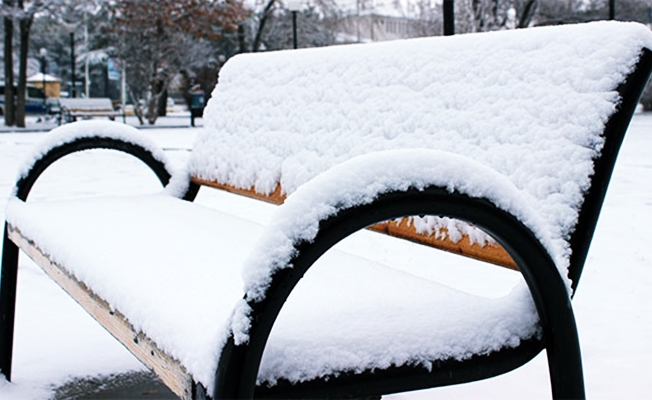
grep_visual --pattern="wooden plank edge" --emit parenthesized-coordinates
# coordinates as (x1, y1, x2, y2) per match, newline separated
(191, 178, 517, 270)
(368, 220, 518, 270)
(7, 224, 196, 400)
(191, 177, 286, 205)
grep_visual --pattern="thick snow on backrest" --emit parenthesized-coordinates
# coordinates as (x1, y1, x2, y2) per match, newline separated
(192, 21, 652, 271)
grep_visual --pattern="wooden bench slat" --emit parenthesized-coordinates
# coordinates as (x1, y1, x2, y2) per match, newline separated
(368, 219, 517, 270)
(192, 176, 287, 205)
(191, 176, 517, 270)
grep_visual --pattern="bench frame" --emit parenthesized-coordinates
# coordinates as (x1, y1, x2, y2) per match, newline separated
(58, 97, 124, 124)
(1, 47, 650, 399)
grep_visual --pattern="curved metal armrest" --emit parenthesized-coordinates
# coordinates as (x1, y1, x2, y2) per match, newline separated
(1, 121, 197, 380)
(11, 120, 197, 202)
(214, 149, 584, 399)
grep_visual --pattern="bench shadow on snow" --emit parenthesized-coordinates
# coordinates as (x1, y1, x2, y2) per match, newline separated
(52, 370, 176, 399)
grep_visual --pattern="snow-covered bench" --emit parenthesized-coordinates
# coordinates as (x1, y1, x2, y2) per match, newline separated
(59, 97, 122, 124)
(2, 21, 652, 400)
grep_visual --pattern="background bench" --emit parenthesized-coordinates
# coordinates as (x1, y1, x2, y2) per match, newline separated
(2, 21, 652, 400)
(58, 97, 123, 124)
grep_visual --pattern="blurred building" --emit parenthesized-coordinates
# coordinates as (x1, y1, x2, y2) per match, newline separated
(27, 73, 61, 98)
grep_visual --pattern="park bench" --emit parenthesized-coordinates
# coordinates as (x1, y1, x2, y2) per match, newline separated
(58, 97, 123, 124)
(2, 21, 652, 400)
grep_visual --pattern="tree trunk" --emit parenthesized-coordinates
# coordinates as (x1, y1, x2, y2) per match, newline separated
(252, 0, 276, 52)
(15, 14, 33, 128)
(146, 95, 158, 125)
(518, 0, 538, 28)
(156, 81, 167, 117)
(3, 0, 15, 126)
(145, 72, 166, 125)
(237, 23, 246, 53)
(128, 88, 144, 125)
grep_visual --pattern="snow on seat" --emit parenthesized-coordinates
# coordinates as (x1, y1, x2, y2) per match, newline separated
(4, 193, 539, 391)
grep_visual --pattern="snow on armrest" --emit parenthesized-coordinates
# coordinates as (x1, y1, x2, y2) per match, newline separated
(238, 149, 548, 308)
(12, 120, 190, 199)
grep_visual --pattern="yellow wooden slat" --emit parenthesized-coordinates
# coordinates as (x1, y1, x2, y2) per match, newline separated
(190, 177, 517, 270)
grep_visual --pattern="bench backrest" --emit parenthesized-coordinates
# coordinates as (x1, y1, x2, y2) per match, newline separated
(190, 21, 652, 288)
(59, 98, 115, 112)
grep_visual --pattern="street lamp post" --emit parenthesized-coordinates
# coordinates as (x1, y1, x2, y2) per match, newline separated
(287, 0, 302, 49)
(39, 48, 47, 111)
(443, 0, 454, 36)
(292, 10, 298, 49)
(70, 32, 76, 98)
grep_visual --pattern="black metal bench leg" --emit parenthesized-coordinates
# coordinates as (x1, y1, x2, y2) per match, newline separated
(0, 223, 19, 381)
(545, 302, 585, 400)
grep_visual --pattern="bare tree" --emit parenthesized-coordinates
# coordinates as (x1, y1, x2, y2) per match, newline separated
(104, 0, 248, 125)
(251, 0, 277, 52)
(3, 0, 15, 126)
(241, 0, 341, 53)
(455, 0, 535, 33)
(2, 0, 88, 127)
(411, 0, 444, 37)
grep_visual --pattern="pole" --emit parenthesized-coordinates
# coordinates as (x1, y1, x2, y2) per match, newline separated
(292, 10, 298, 49)
(121, 61, 127, 123)
(443, 0, 455, 36)
(356, 0, 361, 42)
(39, 48, 47, 111)
(70, 32, 76, 98)
(41, 60, 46, 109)
(609, 0, 615, 20)
(85, 12, 90, 98)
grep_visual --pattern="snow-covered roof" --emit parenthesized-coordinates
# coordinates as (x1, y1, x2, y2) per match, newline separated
(192, 21, 652, 278)
(26, 73, 61, 83)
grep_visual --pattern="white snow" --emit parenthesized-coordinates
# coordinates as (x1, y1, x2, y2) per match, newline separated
(4, 151, 543, 391)
(192, 21, 652, 282)
(0, 110, 651, 398)
(15, 120, 193, 199)
(26, 73, 60, 83)
(237, 149, 550, 305)
(1, 20, 651, 400)
(14, 121, 167, 191)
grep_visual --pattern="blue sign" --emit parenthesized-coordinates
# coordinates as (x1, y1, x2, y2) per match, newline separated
(108, 58, 121, 81)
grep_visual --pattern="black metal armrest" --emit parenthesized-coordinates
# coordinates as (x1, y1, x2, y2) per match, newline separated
(1, 121, 193, 380)
(212, 151, 585, 399)
(12, 123, 178, 201)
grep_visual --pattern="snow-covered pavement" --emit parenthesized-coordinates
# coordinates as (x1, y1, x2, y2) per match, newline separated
(0, 112, 650, 399)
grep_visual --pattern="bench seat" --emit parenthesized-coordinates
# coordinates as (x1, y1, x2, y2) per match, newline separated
(5, 193, 538, 394)
(58, 98, 122, 124)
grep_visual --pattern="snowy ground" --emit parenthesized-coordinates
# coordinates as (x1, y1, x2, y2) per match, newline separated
(0, 114, 202, 134)
(0, 112, 650, 399)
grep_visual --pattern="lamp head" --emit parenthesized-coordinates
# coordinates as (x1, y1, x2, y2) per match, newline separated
(286, 0, 303, 12)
